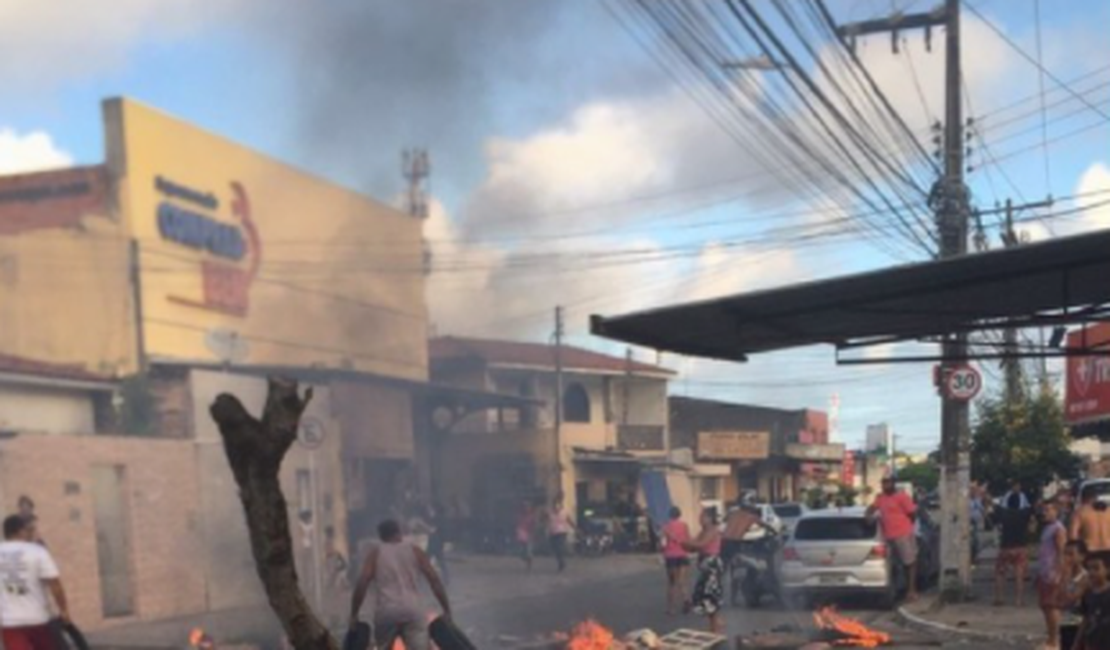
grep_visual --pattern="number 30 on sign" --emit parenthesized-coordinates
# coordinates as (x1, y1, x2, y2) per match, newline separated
(945, 366, 982, 401)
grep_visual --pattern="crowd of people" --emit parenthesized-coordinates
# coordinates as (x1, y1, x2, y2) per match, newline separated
(965, 479, 1110, 650)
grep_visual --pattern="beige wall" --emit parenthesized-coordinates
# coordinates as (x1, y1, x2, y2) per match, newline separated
(188, 369, 345, 610)
(0, 433, 205, 630)
(0, 223, 136, 377)
(0, 384, 98, 435)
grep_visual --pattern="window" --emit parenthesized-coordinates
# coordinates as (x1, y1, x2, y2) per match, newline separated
(773, 504, 803, 518)
(563, 383, 591, 423)
(794, 517, 877, 541)
(699, 477, 721, 500)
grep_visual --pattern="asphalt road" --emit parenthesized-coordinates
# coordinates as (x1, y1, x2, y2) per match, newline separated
(449, 555, 1020, 650)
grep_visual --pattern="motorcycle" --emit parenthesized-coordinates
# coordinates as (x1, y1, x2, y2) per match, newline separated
(724, 529, 781, 608)
(575, 517, 614, 556)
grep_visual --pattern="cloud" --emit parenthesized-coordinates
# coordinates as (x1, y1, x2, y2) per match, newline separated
(0, 129, 72, 174)
(1073, 162, 1110, 230)
(0, 0, 246, 90)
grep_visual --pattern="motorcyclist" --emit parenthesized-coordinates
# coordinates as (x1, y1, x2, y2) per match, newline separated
(722, 495, 779, 605)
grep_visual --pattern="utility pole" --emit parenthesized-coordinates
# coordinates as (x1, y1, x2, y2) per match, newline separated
(838, 0, 973, 599)
(553, 306, 565, 498)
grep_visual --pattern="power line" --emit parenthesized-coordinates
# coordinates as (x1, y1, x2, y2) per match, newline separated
(966, 1, 1110, 124)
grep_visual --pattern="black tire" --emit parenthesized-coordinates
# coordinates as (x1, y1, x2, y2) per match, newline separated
(741, 573, 764, 608)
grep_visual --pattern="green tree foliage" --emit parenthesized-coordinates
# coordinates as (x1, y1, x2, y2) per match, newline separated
(898, 460, 940, 492)
(971, 384, 1081, 494)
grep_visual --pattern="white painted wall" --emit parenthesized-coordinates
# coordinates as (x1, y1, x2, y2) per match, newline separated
(0, 384, 95, 434)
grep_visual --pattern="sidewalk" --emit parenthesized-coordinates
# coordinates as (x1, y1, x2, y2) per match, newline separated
(897, 545, 1046, 645)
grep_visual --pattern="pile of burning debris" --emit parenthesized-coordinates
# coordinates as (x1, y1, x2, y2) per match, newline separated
(500, 608, 901, 650)
(735, 608, 893, 649)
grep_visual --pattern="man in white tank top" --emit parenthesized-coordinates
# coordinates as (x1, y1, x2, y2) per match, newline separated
(349, 520, 450, 650)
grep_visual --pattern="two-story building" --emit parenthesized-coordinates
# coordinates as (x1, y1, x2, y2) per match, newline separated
(668, 396, 844, 503)
(428, 337, 705, 532)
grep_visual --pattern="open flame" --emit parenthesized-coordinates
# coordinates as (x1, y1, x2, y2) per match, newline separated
(567, 619, 615, 650)
(813, 607, 891, 648)
(188, 628, 215, 650)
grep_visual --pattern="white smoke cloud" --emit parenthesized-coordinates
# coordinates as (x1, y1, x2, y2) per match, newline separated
(0, 129, 72, 174)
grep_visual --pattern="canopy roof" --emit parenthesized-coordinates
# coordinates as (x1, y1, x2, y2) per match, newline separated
(591, 229, 1110, 363)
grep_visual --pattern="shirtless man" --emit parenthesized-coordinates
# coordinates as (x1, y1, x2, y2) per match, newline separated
(1070, 489, 1110, 553)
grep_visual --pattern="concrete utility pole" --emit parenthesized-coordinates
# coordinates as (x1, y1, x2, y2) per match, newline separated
(838, 0, 973, 598)
(553, 306, 565, 497)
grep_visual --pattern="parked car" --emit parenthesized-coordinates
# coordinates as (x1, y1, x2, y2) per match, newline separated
(771, 502, 807, 538)
(779, 507, 900, 609)
(1078, 479, 1110, 505)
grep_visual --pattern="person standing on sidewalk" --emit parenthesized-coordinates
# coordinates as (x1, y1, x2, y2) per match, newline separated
(0, 515, 70, 650)
(993, 492, 1035, 607)
(1071, 490, 1110, 553)
(866, 477, 918, 602)
(1037, 501, 1068, 650)
(547, 496, 575, 573)
(1075, 551, 1110, 650)
(661, 507, 691, 615)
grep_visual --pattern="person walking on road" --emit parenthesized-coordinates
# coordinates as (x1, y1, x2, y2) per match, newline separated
(660, 507, 691, 615)
(1071, 490, 1110, 554)
(516, 501, 536, 571)
(547, 496, 575, 573)
(349, 519, 451, 650)
(425, 502, 450, 587)
(866, 477, 918, 602)
(993, 490, 1035, 607)
(0, 515, 70, 650)
(683, 507, 724, 635)
(1036, 501, 1068, 650)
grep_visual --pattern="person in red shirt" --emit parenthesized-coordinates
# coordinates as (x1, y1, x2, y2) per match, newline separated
(866, 477, 919, 602)
(660, 507, 691, 615)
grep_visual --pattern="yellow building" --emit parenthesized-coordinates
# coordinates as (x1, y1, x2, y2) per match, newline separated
(0, 98, 436, 629)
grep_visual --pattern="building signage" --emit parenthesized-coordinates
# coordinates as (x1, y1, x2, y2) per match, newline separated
(1066, 324, 1110, 424)
(156, 177, 261, 317)
(697, 431, 770, 460)
(786, 442, 846, 462)
(0, 167, 108, 235)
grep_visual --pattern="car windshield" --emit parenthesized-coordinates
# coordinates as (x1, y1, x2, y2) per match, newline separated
(773, 504, 803, 518)
(794, 517, 878, 541)
(1083, 482, 1110, 501)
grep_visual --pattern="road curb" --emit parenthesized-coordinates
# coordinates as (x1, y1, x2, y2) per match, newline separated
(894, 605, 1038, 644)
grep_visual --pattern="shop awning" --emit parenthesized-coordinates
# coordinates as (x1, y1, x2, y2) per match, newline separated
(591, 228, 1110, 362)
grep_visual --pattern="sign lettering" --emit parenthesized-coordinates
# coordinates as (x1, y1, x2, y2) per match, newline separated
(697, 431, 770, 460)
(1066, 324, 1110, 424)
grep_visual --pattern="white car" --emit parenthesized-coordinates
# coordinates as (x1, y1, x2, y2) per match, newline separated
(1079, 479, 1110, 505)
(771, 502, 808, 537)
(779, 507, 899, 609)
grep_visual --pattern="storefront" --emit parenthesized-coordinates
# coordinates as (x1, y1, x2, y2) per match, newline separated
(0, 97, 435, 624)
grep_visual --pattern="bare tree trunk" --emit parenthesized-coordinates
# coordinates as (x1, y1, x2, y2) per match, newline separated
(209, 377, 337, 650)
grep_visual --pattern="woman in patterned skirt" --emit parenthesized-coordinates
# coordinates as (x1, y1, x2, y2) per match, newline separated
(684, 507, 725, 635)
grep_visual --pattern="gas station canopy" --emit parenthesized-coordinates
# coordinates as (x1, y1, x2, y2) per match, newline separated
(591, 228, 1110, 363)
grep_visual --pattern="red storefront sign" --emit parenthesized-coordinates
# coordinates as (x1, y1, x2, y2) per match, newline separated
(841, 451, 856, 486)
(1065, 324, 1110, 424)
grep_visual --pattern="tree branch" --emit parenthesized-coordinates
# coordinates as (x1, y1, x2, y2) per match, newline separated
(210, 376, 334, 650)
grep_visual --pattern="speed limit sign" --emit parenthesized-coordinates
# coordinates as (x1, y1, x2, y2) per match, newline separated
(945, 366, 982, 401)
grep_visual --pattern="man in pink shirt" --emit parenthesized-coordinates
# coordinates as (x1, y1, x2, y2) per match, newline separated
(866, 477, 919, 602)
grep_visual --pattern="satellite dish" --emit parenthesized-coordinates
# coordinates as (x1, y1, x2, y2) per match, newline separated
(205, 328, 250, 366)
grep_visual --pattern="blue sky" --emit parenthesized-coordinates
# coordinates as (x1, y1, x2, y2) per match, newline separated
(1, 0, 1108, 452)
